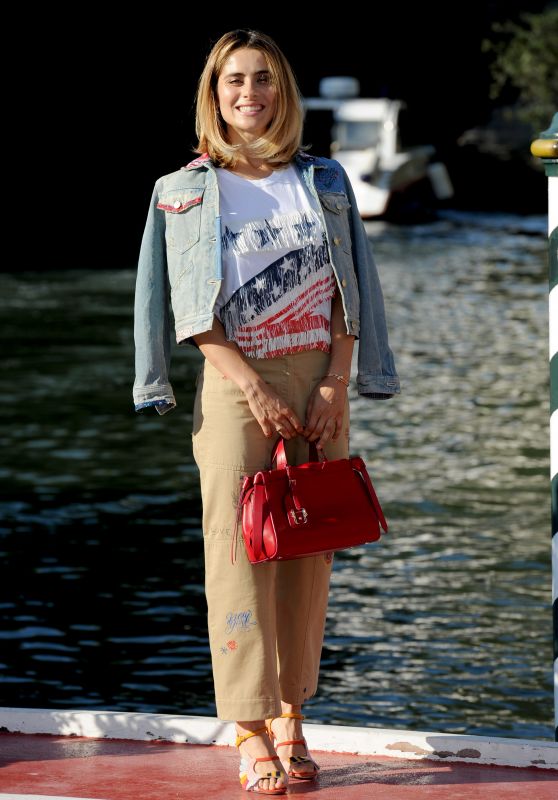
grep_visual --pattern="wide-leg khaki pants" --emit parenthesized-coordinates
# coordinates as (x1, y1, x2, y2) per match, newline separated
(192, 349, 350, 721)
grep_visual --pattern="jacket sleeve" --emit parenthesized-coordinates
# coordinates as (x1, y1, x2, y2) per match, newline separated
(133, 182, 176, 414)
(340, 165, 400, 399)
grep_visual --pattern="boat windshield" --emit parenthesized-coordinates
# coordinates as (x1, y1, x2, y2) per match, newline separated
(335, 121, 382, 150)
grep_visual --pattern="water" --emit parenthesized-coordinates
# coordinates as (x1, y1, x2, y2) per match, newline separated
(0, 211, 553, 739)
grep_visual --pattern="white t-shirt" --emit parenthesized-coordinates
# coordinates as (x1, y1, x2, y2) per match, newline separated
(214, 164, 336, 359)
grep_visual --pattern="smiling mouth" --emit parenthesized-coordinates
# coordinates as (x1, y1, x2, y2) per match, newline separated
(236, 105, 264, 113)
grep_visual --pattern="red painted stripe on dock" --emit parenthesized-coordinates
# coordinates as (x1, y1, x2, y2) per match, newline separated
(0, 734, 556, 800)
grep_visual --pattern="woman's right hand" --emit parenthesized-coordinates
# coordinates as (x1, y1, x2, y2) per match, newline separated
(193, 317, 303, 438)
(243, 379, 304, 440)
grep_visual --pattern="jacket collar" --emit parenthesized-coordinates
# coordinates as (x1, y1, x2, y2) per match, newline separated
(182, 151, 325, 171)
(182, 153, 212, 170)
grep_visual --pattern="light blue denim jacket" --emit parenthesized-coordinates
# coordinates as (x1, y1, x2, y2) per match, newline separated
(133, 151, 399, 413)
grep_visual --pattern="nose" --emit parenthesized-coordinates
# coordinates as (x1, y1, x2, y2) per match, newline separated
(242, 77, 260, 97)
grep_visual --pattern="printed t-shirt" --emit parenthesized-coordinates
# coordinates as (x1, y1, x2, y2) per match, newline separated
(214, 164, 336, 358)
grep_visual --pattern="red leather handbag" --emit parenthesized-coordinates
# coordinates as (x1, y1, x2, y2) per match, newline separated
(232, 438, 388, 564)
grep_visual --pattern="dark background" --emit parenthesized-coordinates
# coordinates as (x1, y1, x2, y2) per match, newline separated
(26, 0, 552, 271)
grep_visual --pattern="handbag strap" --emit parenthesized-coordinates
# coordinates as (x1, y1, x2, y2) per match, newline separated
(231, 475, 252, 564)
(353, 458, 389, 533)
(251, 484, 266, 560)
(271, 437, 324, 469)
(231, 476, 269, 564)
(231, 490, 242, 565)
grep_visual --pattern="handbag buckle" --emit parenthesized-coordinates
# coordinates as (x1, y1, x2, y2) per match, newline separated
(288, 507, 308, 526)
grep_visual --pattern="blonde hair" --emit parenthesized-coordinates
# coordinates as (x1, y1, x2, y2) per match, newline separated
(194, 29, 305, 168)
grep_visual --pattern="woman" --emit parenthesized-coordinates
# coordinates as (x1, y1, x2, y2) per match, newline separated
(133, 29, 399, 795)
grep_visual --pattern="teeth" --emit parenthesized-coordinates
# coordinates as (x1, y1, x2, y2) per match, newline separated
(238, 106, 263, 111)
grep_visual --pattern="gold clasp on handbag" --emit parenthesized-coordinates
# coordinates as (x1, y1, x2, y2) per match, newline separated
(288, 507, 308, 526)
(286, 473, 308, 526)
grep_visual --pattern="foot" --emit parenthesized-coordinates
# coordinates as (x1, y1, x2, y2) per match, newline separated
(266, 713, 319, 780)
(236, 725, 288, 794)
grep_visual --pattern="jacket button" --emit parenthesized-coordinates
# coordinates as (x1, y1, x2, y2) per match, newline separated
(336, 202, 342, 209)
(350, 320, 356, 329)
(341, 278, 347, 287)
(333, 236, 341, 245)
(173, 200, 181, 209)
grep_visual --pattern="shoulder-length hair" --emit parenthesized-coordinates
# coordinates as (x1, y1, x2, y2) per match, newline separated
(194, 29, 305, 168)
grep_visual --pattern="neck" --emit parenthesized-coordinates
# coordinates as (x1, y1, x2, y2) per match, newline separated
(225, 151, 275, 179)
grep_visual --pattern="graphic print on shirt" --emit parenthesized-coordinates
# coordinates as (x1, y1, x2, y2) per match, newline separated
(218, 209, 336, 358)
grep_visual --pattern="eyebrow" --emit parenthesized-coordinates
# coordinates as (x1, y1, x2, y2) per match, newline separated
(223, 69, 270, 78)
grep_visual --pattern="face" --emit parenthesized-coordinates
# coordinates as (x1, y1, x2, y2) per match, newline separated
(216, 47, 277, 145)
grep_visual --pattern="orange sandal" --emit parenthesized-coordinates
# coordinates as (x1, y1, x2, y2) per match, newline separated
(266, 712, 320, 781)
(236, 727, 288, 794)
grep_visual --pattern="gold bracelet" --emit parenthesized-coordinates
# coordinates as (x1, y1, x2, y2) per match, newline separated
(324, 372, 350, 387)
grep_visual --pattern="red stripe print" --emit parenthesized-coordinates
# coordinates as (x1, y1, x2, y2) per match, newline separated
(156, 196, 203, 213)
(234, 314, 330, 343)
(265, 342, 331, 358)
(232, 271, 336, 358)
(238, 275, 336, 332)
(183, 153, 211, 169)
(290, 280, 336, 320)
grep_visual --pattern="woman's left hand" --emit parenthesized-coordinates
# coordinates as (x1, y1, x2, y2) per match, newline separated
(304, 377, 347, 450)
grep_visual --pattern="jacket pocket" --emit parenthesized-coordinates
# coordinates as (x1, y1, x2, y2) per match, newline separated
(157, 188, 205, 254)
(319, 192, 351, 215)
(319, 192, 353, 256)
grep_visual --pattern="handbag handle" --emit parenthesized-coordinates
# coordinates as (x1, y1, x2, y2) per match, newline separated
(271, 437, 323, 469)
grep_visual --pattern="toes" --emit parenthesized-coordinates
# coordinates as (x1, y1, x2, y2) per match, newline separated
(258, 775, 284, 792)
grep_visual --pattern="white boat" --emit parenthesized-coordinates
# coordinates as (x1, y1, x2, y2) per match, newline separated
(303, 77, 454, 220)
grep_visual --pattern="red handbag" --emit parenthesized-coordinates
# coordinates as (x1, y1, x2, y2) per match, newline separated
(232, 438, 388, 564)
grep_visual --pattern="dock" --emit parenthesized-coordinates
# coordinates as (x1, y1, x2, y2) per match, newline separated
(0, 708, 556, 798)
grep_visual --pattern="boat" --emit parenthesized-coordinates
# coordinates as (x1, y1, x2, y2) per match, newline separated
(0, 707, 556, 799)
(303, 77, 454, 221)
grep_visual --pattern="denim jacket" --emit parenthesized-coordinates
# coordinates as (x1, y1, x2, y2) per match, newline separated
(133, 152, 399, 413)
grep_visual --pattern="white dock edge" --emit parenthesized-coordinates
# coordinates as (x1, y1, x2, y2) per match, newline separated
(1, 707, 556, 771)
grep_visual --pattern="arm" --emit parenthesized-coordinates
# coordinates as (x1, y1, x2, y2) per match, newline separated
(340, 166, 400, 399)
(193, 317, 304, 439)
(133, 183, 176, 415)
(304, 289, 355, 449)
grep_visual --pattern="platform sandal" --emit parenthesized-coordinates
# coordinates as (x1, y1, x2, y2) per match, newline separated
(236, 727, 288, 794)
(266, 712, 320, 780)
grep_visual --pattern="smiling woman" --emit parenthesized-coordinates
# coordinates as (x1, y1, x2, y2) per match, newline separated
(216, 50, 277, 172)
(132, 27, 399, 795)
(194, 29, 305, 178)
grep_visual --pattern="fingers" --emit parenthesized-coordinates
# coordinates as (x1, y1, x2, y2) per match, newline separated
(305, 414, 343, 449)
(273, 412, 303, 440)
(315, 419, 336, 449)
(258, 409, 304, 440)
(287, 412, 305, 435)
(260, 420, 275, 438)
(246, 384, 303, 439)
(304, 385, 344, 447)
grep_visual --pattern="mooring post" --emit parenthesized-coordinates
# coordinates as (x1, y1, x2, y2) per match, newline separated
(531, 112, 558, 740)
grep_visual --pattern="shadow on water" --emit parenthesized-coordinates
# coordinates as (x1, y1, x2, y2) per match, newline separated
(0, 211, 553, 739)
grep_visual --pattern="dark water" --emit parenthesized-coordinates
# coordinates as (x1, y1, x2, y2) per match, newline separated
(0, 210, 553, 739)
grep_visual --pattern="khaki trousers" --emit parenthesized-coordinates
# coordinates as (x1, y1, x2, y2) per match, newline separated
(192, 349, 350, 721)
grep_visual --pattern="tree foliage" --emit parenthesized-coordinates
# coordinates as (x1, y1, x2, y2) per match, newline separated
(482, 6, 558, 134)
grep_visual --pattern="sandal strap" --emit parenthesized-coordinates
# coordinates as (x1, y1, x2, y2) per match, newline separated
(254, 755, 281, 764)
(235, 725, 268, 748)
(274, 738, 306, 748)
(267, 711, 306, 739)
